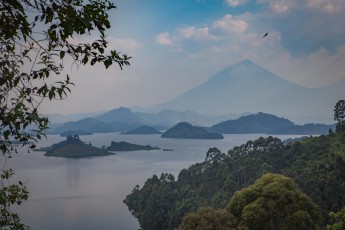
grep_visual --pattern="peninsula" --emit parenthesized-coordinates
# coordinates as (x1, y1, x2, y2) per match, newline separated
(106, 141, 160, 151)
(121, 125, 162, 135)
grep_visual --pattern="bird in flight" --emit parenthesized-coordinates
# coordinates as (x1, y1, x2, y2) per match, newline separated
(263, 33, 268, 38)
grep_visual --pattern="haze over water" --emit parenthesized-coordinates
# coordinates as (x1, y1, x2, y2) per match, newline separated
(8, 133, 304, 230)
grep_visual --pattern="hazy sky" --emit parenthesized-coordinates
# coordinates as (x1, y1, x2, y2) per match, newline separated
(41, 0, 345, 115)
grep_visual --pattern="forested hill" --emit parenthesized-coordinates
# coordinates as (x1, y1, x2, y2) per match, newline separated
(124, 133, 345, 230)
(210, 112, 334, 134)
(162, 122, 224, 139)
(211, 112, 294, 133)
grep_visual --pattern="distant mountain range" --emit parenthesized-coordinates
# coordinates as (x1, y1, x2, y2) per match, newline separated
(48, 108, 334, 135)
(46, 111, 105, 124)
(48, 108, 240, 133)
(134, 109, 239, 127)
(147, 60, 344, 123)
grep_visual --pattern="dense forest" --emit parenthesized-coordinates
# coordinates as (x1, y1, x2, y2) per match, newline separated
(124, 125, 345, 229)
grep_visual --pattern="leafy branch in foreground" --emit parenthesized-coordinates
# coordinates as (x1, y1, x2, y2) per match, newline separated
(1, 0, 130, 155)
(1, 0, 130, 228)
(0, 169, 29, 230)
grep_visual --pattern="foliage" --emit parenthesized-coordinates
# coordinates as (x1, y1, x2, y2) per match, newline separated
(0, 169, 29, 229)
(268, 123, 334, 135)
(334, 100, 345, 133)
(0, 0, 130, 155)
(328, 206, 345, 230)
(226, 173, 321, 230)
(334, 100, 345, 123)
(1, 0, 129, 228)
(124, 173, 178, 230)
(175, 207, 238, 230)
(125, 134, 345, 230)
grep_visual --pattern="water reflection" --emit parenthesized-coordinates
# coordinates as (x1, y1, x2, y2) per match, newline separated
(66, 160, 80, 189)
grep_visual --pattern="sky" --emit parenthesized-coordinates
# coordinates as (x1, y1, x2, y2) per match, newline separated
(40, 0, 345, 115)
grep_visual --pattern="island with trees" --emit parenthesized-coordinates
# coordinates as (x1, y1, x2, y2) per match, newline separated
(161, 122, 223, 139)
(41, 135, 113, 158)
(106, 141, 160, 151)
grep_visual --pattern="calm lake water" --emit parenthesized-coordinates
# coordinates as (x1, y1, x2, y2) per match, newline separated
(5, 133, 304, 230)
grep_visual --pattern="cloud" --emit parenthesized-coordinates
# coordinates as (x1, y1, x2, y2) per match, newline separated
(257, 0, 292, 13)
(155, 32, 174, 46)
(307, 0, 344, 13)
(258, 0, 345, 14)
(155, 26, 217, 49)
(212, 14, 248, 33)
(225, 0, 247, 7)
(155, 0, 345, 58)
(270, 1, 289, 13)
(176, 26, 216, 41)
(106, 38, 141, 52)
(155, 14, 248, 49)
(254, 0, 345, 56)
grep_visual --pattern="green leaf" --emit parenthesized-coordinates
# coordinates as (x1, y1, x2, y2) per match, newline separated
(60, 51, 65, 59)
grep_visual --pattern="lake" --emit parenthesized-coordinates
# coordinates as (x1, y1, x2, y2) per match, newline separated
(5, 133, 304, 230)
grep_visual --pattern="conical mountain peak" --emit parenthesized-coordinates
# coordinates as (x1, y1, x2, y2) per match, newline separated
(205, 59, 282, 87)
(237, 59, 253, 66)
(149, 61, 342, 120)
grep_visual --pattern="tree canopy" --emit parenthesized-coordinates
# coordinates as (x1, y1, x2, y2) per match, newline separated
(125, 134, 345, 230)
(328, 206, 345, 230)
(227, 173, 321, 230)
(176, 207, 237, 230)
(334, 100, 345, 133)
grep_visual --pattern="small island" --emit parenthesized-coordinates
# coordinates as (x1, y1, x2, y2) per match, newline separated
(161, 122, 224, 139)
(60, 130, 93, 137)
(121, 125, 162, 135)
(106, 141, 160, 151)
(39, 135, 113, 158)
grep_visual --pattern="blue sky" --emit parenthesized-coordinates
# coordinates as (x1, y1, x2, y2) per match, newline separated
(41, 0, 345, 115)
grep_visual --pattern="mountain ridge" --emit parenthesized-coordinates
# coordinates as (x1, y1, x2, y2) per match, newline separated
(148, 60, 345, 120)
(49, 107, 333, 135)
